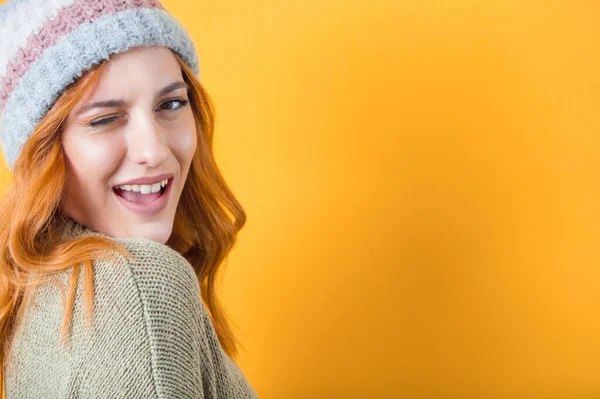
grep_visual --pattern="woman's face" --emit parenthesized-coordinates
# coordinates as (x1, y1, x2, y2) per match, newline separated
(60, 46, 197, 244)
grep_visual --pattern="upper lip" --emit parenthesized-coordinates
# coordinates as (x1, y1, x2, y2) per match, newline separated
(113, 173, 173, 187)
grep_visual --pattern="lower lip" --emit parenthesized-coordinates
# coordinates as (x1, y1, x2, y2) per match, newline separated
(113, 178, 173, 216)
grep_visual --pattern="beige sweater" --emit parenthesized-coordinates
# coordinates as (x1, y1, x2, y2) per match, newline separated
(4, 219, 258, 398)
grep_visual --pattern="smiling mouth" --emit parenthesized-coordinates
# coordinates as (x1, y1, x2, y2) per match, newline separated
(113, 179, 170, 204)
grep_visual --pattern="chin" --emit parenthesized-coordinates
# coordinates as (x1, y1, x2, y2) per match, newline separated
(130, 223, 173, 244)
(141, 231, 171, 245)
(102, 220, 173, 245)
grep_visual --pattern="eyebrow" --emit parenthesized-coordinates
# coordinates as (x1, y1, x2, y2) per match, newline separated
(75, 81, 190, 116)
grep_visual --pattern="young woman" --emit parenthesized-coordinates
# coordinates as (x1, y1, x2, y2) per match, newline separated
(0, 0, 257, 397)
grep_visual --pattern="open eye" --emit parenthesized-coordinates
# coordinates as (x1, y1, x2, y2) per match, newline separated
(159, 99, 189, 111)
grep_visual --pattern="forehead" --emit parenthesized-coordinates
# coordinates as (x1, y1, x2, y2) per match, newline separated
(78, 46, 183, 101)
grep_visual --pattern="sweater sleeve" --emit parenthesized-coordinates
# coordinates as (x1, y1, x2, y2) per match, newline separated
(64, 237, 258, 399)
(119, 237, 258, 399)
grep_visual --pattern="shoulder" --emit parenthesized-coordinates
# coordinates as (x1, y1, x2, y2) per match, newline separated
(113, 237, 198, 283)
(62, 219, 197, 289)
(104, 237, 204, 315)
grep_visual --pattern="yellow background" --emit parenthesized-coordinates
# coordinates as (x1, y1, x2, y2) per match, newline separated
(3, 0, 600, 397)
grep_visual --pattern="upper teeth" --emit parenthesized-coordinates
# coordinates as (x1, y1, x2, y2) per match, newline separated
(116, 179, 169, 194)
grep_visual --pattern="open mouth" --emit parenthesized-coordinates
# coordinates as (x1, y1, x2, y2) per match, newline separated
(113, 178, 170, 205)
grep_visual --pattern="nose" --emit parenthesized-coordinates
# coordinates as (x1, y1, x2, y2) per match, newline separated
(126, 110, 169, 167)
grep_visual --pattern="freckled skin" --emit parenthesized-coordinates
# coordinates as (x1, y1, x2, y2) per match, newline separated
(59, 46, 198, 244)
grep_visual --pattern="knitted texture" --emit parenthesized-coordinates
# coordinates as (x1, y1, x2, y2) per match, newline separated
(0, 0, 200, 171)
(4, 219, 258, 398)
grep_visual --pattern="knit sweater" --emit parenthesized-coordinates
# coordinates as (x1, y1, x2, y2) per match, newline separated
(4, 219, 258, 398)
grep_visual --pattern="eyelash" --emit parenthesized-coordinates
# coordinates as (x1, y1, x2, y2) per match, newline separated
(89, 99, 190, 128)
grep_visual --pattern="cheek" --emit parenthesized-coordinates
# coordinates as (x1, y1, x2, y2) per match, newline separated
(62, 135, 123, 185)
(170, 126, 197, 166)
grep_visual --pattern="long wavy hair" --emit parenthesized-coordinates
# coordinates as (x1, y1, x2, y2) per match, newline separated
(0, 51, 246, 395)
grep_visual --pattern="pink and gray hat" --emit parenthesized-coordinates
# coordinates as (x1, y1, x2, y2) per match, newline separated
(0, 0, 200, 171)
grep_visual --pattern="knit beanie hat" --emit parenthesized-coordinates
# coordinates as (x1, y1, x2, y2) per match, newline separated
(0, 0, 200, 171)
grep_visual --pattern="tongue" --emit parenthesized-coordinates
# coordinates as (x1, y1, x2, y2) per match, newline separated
(116, 189, 162, 204)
